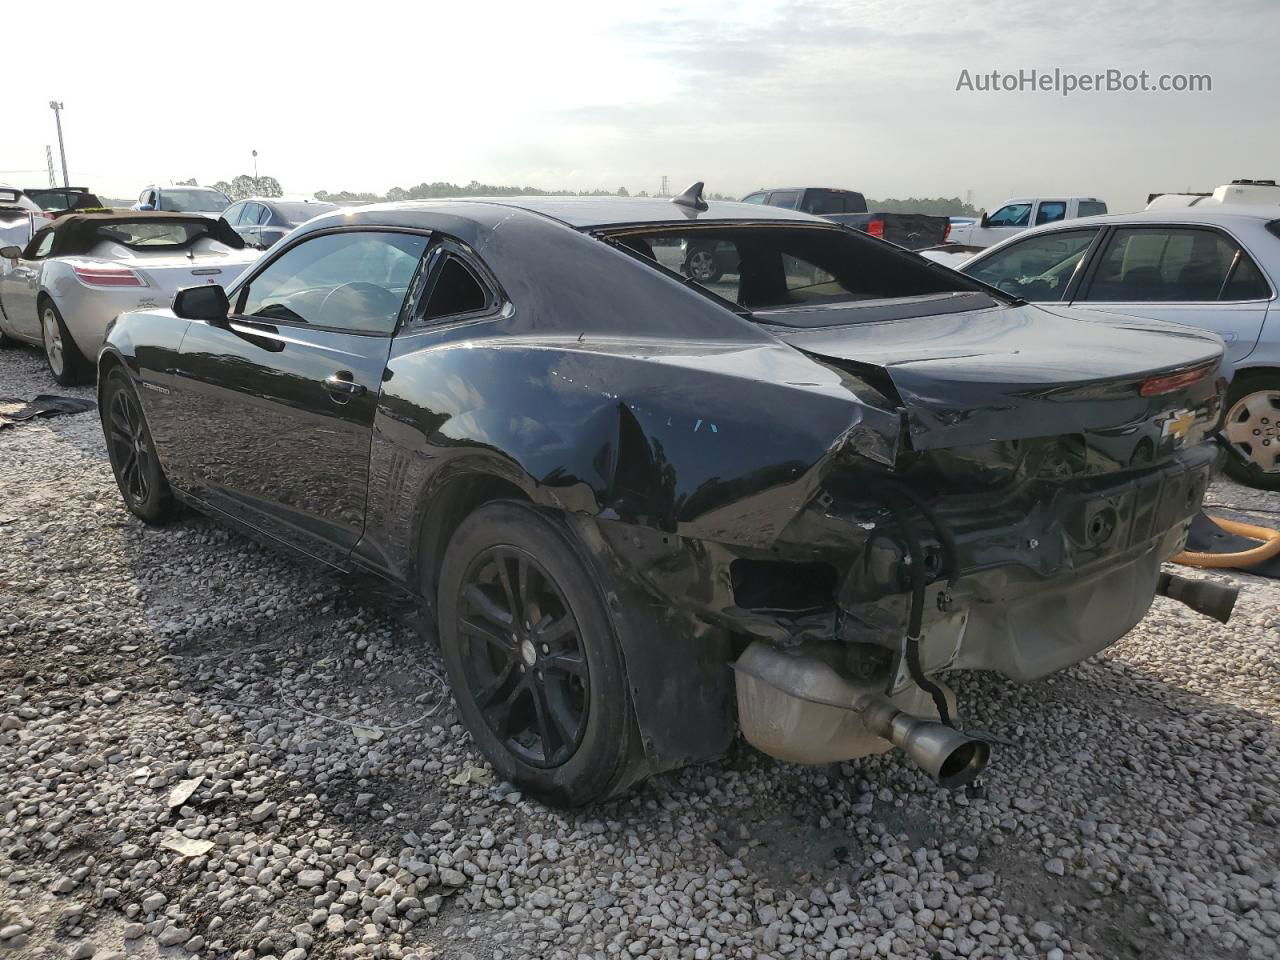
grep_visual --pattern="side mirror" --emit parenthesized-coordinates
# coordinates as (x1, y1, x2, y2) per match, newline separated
(138, 202, 155, 211)
(0, 245, 21, 260)
(979, 212, 990, 228)
(173, 284, 229, 321)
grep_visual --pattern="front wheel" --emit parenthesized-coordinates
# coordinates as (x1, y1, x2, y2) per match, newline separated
(41, 300, 92, 386)
(102, 368, 175, 523)
(1221, 371, 1280, 490)
(436, 501, 640, 806)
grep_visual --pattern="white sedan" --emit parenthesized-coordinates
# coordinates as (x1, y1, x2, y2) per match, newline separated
(956, 205, 1280, 489)
(0, 213, 259, 385)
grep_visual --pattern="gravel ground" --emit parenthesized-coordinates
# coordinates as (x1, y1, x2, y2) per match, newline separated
(1, 343, 1278, 960)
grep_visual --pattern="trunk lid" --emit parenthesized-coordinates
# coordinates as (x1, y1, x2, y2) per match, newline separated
(767, 297, 1225, 452)
(81, 239, 259, 296)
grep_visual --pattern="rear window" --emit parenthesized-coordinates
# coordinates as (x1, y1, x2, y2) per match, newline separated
(273, 201, 337, 223)
(608, 224, 983, 325)
(158, 189, 231, 212)
(95, 220, 216, 247)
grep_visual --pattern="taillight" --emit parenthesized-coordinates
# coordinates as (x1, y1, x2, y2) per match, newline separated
(73, 264, 145, 287)
(943, 221, 951, 241)
(867, 217, 885, 239)
(1139, 363, 1214, 397)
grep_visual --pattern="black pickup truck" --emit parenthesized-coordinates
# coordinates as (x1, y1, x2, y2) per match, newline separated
(742, 187, 950, 250)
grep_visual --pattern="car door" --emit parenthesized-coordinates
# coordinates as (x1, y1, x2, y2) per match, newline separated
(1071, 224, 1271, 364)
(239, 203, 266, 248)
(172, 227, 430, 565)
(0, 227, 55, 341)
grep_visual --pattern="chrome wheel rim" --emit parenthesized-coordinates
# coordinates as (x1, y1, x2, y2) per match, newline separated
(1223, 389, 1280, 473)
(689, 250, 716, 281)
(42, 308, 64, 376)
(107, 388, 152, 505)
(457, 546, 589, 768)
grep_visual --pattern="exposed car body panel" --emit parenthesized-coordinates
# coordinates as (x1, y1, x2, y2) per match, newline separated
(100, 197, 1230, 785)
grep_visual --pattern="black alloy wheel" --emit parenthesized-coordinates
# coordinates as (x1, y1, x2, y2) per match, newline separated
(457, 546, 589, 767)
(103, 369, 173, 523)
(436, 500, 639, 806)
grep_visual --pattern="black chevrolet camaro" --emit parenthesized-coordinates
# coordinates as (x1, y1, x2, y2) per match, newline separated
(99, 189, 1232, 805)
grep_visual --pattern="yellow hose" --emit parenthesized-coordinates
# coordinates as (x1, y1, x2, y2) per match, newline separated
(1174, 515, 1280, 568)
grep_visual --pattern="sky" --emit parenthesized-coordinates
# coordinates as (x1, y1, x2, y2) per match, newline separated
(3, 0, 1277, 213)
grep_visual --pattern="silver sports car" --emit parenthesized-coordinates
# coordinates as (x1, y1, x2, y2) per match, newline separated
(0, 212, 259, 384)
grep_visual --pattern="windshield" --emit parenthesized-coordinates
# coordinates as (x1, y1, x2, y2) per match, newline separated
(158, 189, 231, 212)
(94, 219, 217, 247)
(608, 224, 982, 325)
(273, 201, 337, 224)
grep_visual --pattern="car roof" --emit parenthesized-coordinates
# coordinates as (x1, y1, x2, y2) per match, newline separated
(1040, 205, 1280, 229)
(317, 196, 828, 229)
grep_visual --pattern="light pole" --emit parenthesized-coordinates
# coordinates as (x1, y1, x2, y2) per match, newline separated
(252, 149, 258, 186)
(49, 101, 68, 187)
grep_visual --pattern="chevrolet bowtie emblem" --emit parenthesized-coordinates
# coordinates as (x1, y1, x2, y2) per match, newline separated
(1162, 409, 1196, 441)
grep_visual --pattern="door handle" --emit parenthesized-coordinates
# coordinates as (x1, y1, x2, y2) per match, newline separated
(324, 373, 367, 399)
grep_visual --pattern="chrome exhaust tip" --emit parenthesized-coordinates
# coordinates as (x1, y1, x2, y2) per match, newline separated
(860, 697, 990, 789)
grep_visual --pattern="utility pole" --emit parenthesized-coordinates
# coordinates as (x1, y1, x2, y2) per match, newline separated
(252, 149, 259, 186)
(46, 146, 56, 187)
(660, 175, 668, 198)
(49, 101, 68, 187)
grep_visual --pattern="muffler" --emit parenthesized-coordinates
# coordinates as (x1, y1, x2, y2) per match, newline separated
(1156, 571, 1238, 624)
(733, 641, 991, 788)
(854, 695, 989, 789)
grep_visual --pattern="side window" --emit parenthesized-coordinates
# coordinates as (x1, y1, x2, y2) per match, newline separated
(806, 192, 846, 215)
(1222, 251, 1271, 300)
(1082, 227, 1244, 302)
(253, 204, 272, 225)
(138, 190, 149, 204)
(1077, 201, 1108, 217)
(1035, 201, 1067, 225)
(236, 231, 428, 334)
(222, 203, 244, 226)
(987, 203, 1032, 228)
(147, 191, 159, 208)
(965, 229, 1098, 301)
(767, 191, 800, 210)
(421, 254, 490, 321)
(23, 228, 55, 260)
(741, 193, 767, 205)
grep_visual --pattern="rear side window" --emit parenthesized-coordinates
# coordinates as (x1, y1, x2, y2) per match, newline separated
(1222, 253, 1271, 300)
(741, 193, 767, 205)
(421, 255, 489, 321)
(767, 191, 800, 210)
(1081, 227, 1261, 302)
(1077, 201, 1108, 217)
(965, 229, 1098, 301)
(1035, 201, 1067, 225)
(237, 231, 427, 333)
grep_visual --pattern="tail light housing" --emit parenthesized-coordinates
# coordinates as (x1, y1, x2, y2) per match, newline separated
(73, 264, 145, 287)
(943, 221, 951, 241)
(866, 217, 885, 239)
(1139, 362, 1214, 397)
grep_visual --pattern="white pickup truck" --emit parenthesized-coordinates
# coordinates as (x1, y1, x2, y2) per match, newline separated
(947, 196, 1108, 248)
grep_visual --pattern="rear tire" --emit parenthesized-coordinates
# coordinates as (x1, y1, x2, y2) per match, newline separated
(1222, 371, 1280, 491)
(40, 299, 92, 386)
(102, 368, 175, 524)
(436, 501, 640, 806)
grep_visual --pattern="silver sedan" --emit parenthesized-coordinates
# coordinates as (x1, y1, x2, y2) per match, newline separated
(0, 212, 259, 385)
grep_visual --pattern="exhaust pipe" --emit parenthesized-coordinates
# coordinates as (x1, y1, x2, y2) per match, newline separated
(856, 695, 990, 789)
(1156, 571, 1238, 624)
